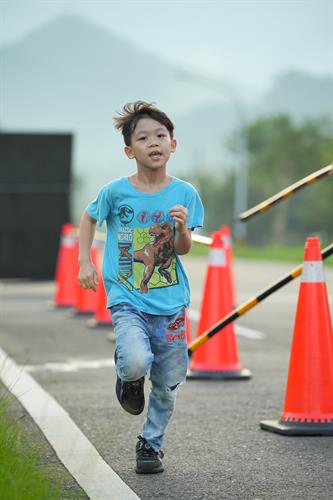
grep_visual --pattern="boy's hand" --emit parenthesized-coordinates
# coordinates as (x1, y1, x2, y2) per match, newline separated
(78, 262, 99, 292)
(169, 205, 188, 233)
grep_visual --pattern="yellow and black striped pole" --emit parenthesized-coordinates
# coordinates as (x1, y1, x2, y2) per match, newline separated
(188, 242, 333, 356)
(239, 163, 333, 222)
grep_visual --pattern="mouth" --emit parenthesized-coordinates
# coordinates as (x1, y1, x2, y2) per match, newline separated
(149, 151, 162, 159)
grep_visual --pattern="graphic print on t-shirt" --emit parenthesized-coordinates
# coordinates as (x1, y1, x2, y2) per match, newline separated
(117, 226, 134, 290)
(117, 222, 178, 294)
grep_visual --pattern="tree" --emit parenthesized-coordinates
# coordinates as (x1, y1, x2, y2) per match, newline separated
(245, 115, 333, 244)
(196, 114, 333, 245)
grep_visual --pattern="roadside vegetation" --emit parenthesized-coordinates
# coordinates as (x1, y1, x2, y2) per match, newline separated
(190, 242, 333, 266)
(0, 392, 61, 500)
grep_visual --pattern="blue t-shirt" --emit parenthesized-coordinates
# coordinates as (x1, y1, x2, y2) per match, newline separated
(86, 176, 204, 315)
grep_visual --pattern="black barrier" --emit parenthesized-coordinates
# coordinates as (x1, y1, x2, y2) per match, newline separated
(239, 163, 333, 222)
(0, 132, 72, 279)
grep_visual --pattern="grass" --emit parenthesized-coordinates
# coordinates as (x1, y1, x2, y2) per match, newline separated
(190, 241, 333, 266)
(0, 392, 61, 500)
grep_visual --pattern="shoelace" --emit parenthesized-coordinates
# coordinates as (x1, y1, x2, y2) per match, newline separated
(137, 437, 164, 459)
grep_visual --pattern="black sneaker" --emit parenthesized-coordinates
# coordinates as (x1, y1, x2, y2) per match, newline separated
(135, 435, 164, 474)
(115, 351, 145, 415)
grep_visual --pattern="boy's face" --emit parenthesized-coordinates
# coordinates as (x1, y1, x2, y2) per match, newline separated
(124, 117, 176, 170)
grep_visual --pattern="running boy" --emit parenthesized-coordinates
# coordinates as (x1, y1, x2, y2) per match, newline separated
(78, 101, 204, 474)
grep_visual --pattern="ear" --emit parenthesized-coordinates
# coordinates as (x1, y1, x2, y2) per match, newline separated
(124, 146, 135, 159)
(170, 138, 177, 153)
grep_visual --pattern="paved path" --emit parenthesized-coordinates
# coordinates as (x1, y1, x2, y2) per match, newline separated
(1, 257, 333, 499)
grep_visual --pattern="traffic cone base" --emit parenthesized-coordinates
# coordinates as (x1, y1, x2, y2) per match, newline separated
(260, 419, 333, 436)
(187, 367, 251, 380)
(87, 317, 113, 328)
(69, 308, 95, 317)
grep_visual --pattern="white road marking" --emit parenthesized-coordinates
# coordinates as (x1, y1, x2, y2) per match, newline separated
(0, 347, 140, 500)
(22, 358, 115, 373)
(234, 325, 265, 340)
(188, 309, 265, 340)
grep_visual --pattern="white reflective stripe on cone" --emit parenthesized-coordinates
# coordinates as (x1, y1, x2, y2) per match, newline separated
(208, 248, 227, 267)
(301, 261, 325, 283)
(221, 235, 232, 248)
(61, 235, 75, 247)
(92, 239, 100, 249)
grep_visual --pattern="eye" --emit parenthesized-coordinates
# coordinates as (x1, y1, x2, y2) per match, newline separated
(158, 134, 167, 138)
(138, 136, 146, 141)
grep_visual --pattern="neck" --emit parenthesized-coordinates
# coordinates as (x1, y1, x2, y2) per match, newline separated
(129, 167, 171, 193)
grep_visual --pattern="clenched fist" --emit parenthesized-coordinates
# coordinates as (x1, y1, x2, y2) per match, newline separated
(78, 262, 99, 292)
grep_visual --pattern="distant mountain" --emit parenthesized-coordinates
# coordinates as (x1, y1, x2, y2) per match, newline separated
(258, 70, 333, 120)
(1, 15, 331, 219)
(0, 15, 233, 214)
(0, 14, 228, 127)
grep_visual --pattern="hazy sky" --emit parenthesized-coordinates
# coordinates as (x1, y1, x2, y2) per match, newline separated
(1, 0, 332, 90)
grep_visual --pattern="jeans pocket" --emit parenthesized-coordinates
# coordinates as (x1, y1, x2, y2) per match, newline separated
(110, 302, 128, 315)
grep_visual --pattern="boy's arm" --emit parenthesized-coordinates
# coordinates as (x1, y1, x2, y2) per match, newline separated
(169, 205, 192, 255)
(78, 211, 99, 291)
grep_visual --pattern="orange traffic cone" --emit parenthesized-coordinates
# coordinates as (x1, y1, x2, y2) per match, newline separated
(219, 225, 236, 307)
(187, 231, 251, 379)
(87, 273, 112, 327)
(260, 237, 333, 435)
(73, 239, 99, 315)
(54, 223, 76, 308)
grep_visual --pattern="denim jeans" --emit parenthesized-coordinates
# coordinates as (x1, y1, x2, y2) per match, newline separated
(110, 302, 188, 451)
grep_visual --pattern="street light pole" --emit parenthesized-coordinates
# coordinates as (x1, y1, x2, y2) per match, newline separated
(233, 128, 249, 243)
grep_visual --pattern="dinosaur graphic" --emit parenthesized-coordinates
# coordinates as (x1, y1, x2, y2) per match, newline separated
(119, 223, 175, 294)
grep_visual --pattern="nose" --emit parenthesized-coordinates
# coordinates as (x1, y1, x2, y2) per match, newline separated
(148, 137, 159, 147)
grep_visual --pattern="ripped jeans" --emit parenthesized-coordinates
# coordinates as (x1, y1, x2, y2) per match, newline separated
(110, 302, 188, 451)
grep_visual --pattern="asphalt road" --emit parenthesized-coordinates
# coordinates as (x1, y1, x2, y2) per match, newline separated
(1, 256, 333, 500)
